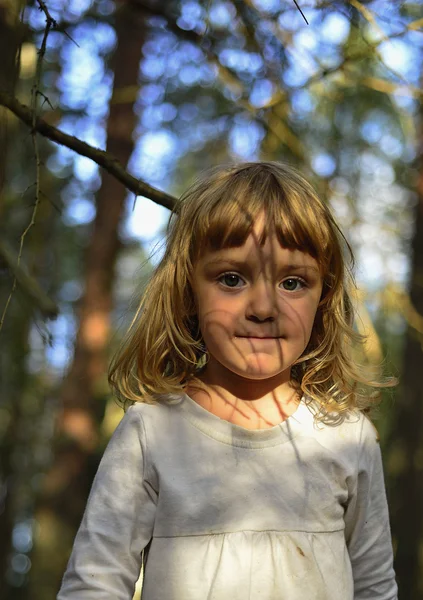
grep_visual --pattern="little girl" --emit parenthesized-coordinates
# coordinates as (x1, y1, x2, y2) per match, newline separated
(58, 161, 398, 599)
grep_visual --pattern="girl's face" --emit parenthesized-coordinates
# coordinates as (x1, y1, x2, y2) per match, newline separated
(192, 221, 323, 386)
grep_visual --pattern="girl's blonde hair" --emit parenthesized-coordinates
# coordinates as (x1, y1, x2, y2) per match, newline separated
(109, 161, 395, 421)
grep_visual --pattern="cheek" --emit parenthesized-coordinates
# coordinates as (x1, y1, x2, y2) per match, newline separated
(303, 305, 321, 345)
(304, 299, 320, 324)
(199, 308, 238, 341)
(277, 298, 319, 335)
(196, 292, 241, 340)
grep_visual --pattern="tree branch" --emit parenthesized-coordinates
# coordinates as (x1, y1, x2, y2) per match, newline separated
(36, 0, 57, 28)
(0, 92, 177, 212)
(0, 238, 58, 320)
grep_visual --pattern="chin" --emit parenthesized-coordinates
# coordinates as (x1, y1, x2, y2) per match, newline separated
(240, 372, 283, 381)
(231, 360, 290, 381)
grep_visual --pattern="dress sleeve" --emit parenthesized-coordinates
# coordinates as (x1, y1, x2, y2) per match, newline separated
(57, 405, 157, 599)
(344, 415, 397, 600)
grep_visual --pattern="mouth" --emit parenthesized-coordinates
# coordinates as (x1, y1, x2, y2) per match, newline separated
(237, 335, 282, 340)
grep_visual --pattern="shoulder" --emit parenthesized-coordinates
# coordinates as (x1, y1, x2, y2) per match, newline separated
(300, 403, 380, 464)
(121, 394, 187, 441)
(334, 410, 380, 445)
(125, 394, 181, 422)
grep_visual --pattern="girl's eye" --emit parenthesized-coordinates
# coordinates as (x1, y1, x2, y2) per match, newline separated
(281, 277, 307, 292)
(218, 273, 244, 288)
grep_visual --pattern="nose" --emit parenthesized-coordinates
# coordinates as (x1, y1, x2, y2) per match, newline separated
(246, 278, 279, 322)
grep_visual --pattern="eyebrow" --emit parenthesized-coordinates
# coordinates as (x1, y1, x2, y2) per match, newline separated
(204, 259, 320, 273)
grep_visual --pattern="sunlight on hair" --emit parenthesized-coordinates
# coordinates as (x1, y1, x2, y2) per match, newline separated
(108, 161, 397, 424)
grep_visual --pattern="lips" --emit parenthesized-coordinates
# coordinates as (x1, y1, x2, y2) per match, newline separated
(237, 335, 282, 339)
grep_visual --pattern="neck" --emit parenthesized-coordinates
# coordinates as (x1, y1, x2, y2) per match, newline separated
(186, 359, 301, 430)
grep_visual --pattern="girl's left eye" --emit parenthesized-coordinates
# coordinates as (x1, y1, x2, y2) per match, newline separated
(280, 277, 307, 292)
(218, 273, 245, 288)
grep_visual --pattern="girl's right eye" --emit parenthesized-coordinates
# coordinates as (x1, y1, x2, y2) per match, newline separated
(218, 273, 245, 288)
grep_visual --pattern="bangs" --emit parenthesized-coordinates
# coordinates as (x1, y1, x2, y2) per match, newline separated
(187, 165, 333, 272)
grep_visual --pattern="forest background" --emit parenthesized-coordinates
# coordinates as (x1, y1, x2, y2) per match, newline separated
(0, 0, 422, 598)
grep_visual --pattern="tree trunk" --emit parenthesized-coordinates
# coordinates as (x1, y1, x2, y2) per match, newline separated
(0, 0, 23, 198)
(29, 3, 146, 598)
(0, 0, 28, 594)
(387, 105, 423, 598)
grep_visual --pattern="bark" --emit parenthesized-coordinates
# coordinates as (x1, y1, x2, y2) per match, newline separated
(0, 322, 31, 599)
(387, 108, 423, 598)
(0, 0, 24, 198)
(0, 0, 27, 594)
(29, 3, 146, 598)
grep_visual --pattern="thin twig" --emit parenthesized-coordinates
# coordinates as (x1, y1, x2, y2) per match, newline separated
(36, 0, 57, 27)
(1, 0, 57, 331)
(292, 0, 309, 25)
(36, 0, 79, 46)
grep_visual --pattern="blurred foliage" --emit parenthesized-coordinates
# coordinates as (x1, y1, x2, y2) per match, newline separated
(0, 0, 422, 598)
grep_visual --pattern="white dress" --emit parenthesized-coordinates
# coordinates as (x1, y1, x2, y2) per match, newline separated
(57, 394, 398, 599)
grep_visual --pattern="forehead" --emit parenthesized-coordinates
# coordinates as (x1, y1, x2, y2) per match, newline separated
(198, 227, 321, 273)
(182, 164, 337, 278)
